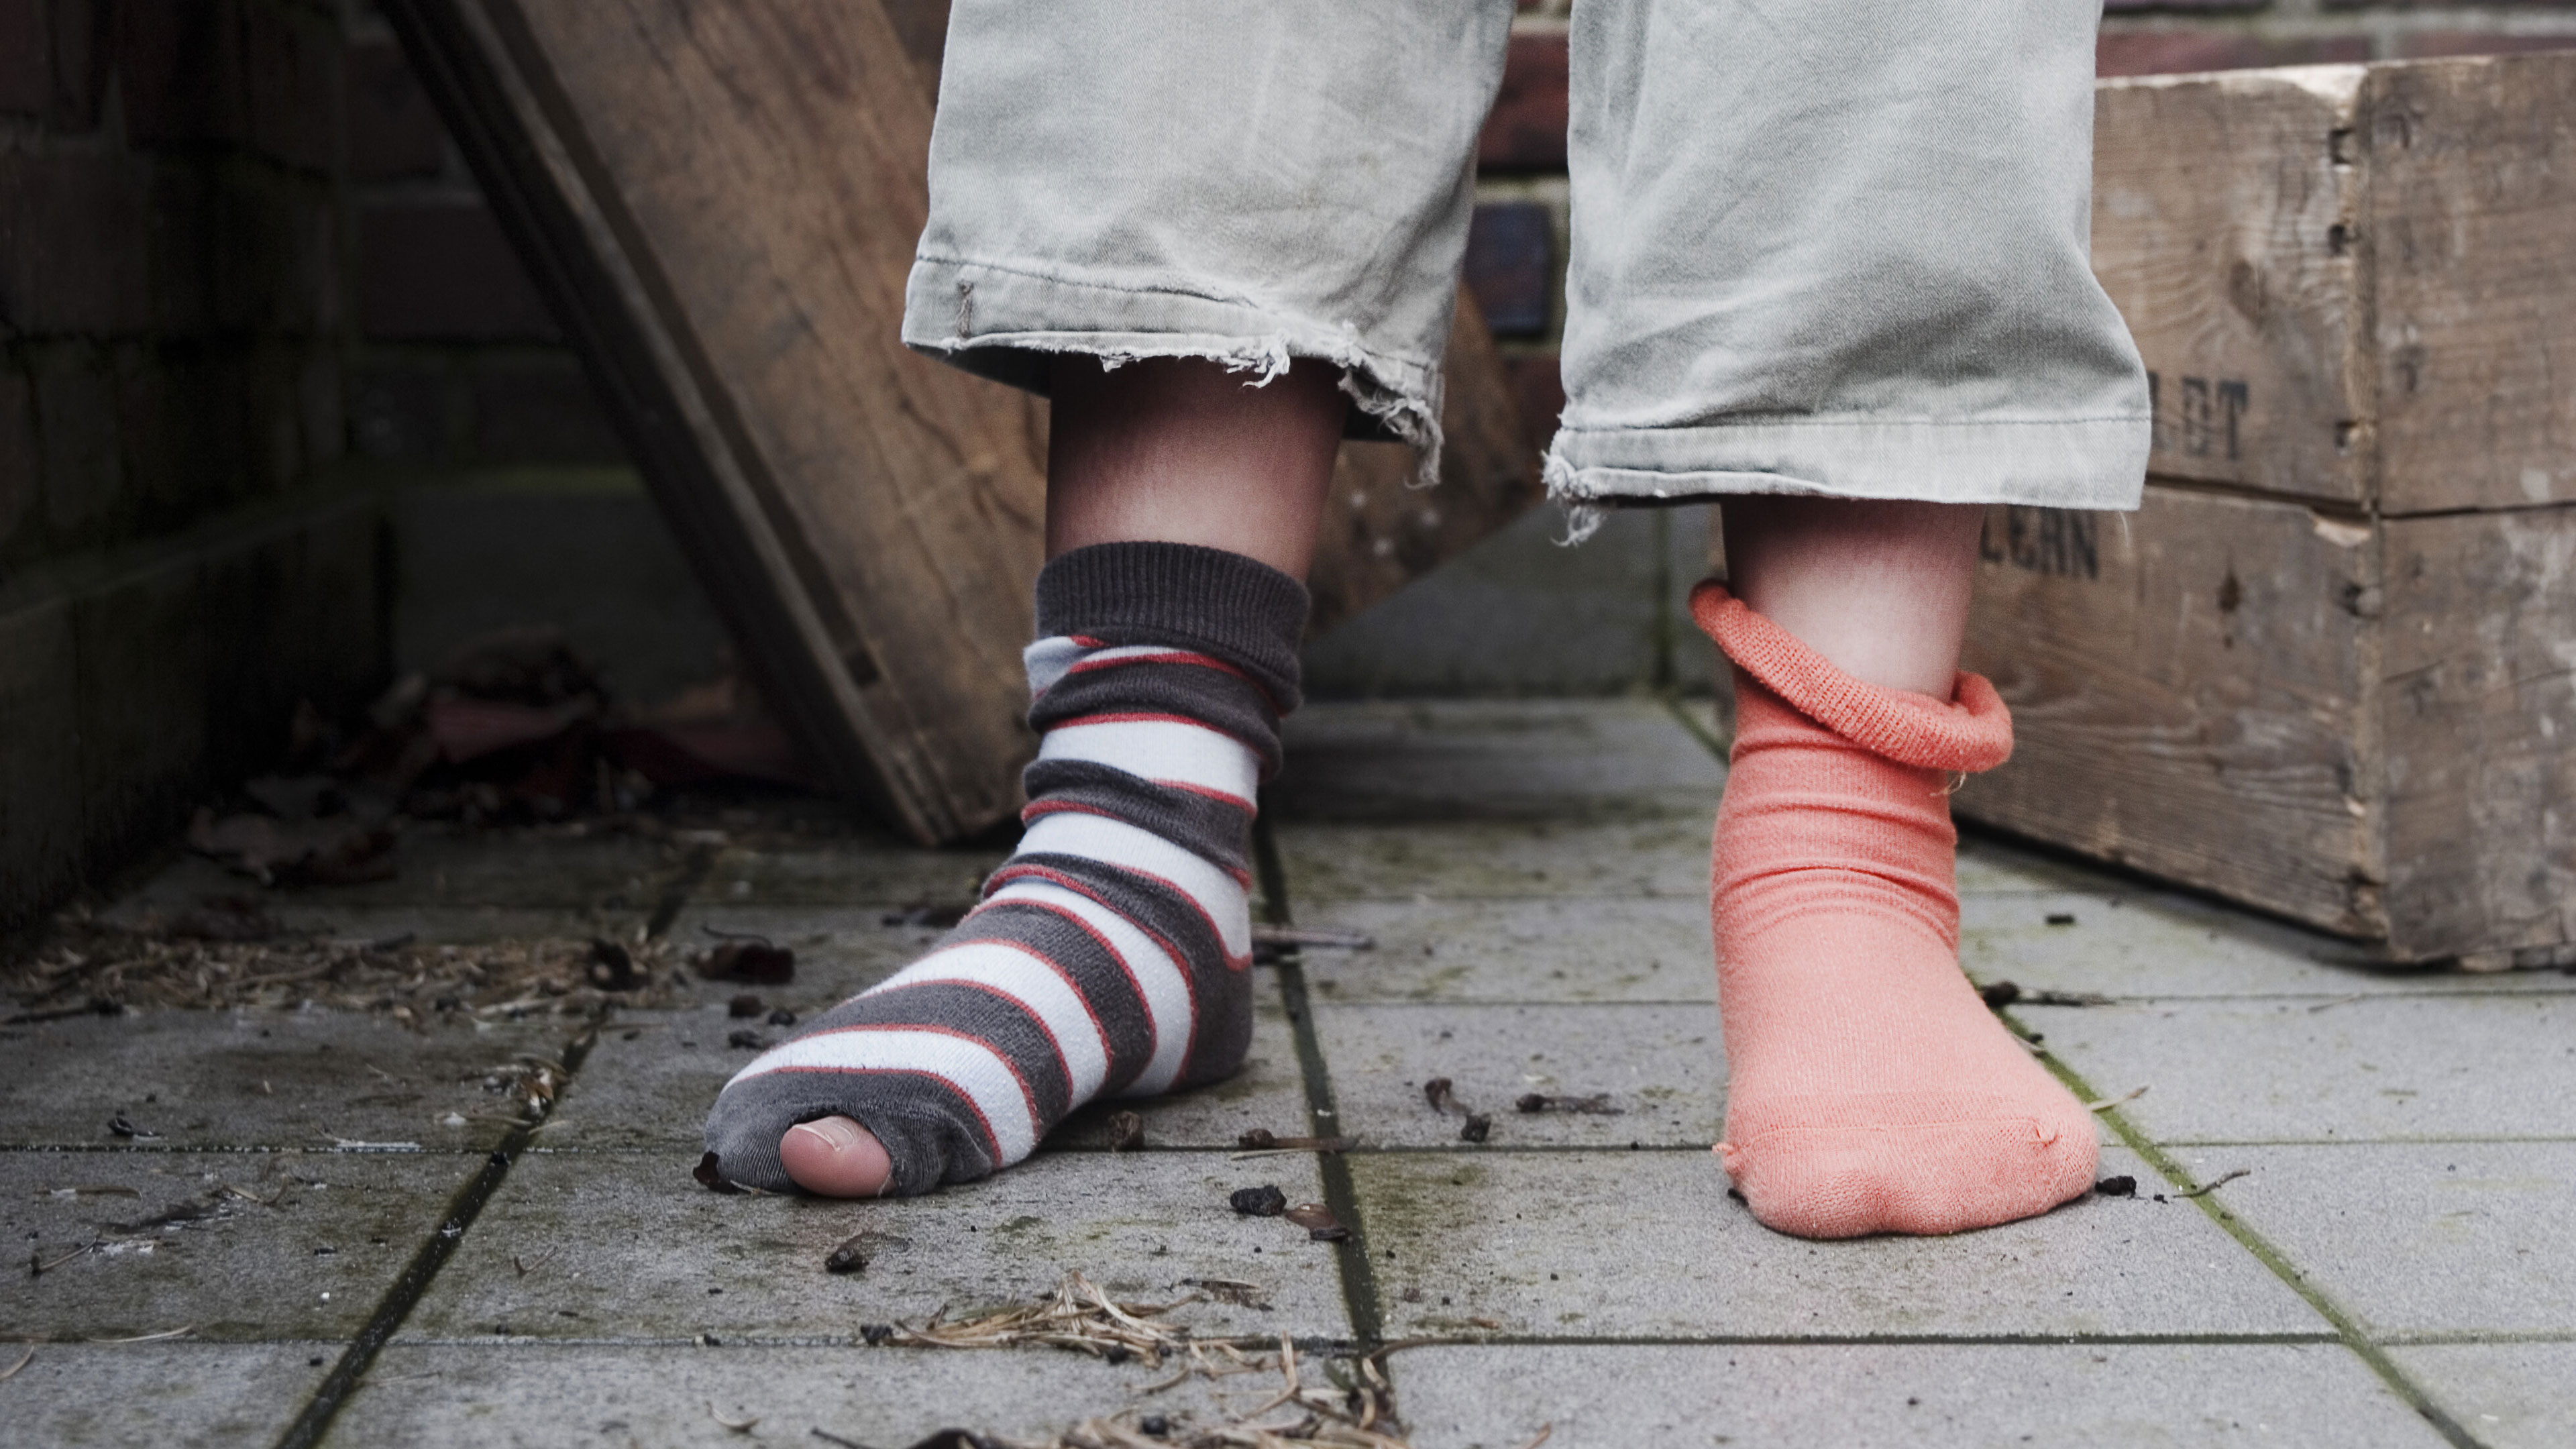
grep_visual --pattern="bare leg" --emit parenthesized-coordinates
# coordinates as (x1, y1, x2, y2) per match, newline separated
(779, 357, 1347, 1197)
(1719, 496, 1985, 694)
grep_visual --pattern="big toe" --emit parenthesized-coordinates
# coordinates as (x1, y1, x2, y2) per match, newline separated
(780, 1116, 895, 1197)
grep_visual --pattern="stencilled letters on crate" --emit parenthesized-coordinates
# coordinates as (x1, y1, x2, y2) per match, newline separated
(2147, 371, 2251, 462)
(1978, 507, 2100, 580)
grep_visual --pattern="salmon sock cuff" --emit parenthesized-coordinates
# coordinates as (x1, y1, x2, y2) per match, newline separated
(1688, 580, 2012, 773)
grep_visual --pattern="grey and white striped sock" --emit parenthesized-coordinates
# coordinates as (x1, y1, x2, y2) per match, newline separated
(700, 541, 1307, 1195)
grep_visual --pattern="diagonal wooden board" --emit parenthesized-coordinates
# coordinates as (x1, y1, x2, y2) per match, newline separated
(383, 0, 1540, 845)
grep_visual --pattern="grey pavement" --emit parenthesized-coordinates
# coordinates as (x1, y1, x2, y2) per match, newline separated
(3, 698, 2570, 1447)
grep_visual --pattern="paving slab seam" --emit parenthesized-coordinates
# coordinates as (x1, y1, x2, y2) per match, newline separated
(266, 1021, 602, 1449)
(2155, 1135, 2576, 1148)
(2010, 1006, 2493, 1449)
(2377, 1332, 2576, 1348)
(1374, 1331, 2348, 1350)
(1254, 812, 1386, 1351)
(645, 842, 721, 938)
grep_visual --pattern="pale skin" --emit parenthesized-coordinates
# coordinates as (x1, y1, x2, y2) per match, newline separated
(778, 356, 1983, 1197)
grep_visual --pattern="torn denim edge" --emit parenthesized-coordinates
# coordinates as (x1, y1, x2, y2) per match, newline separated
(1541, 411, 2154, 545)
(916, 327, 1446, 492)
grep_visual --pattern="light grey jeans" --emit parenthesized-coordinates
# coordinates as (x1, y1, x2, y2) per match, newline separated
(901, 0, 2151, 531)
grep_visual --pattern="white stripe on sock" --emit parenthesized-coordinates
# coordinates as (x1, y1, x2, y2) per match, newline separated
(727, 1027, 1038, 1166)
(1022, 635, 1087, 699)
(985, 879, 1193, 1096)
(871, 941, 1110, 1102)
(1038, 718, 1258, 807)
(1014, 812, 1252, 964)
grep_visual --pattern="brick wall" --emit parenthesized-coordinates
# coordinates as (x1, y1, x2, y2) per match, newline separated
(1, 0, 384, 932)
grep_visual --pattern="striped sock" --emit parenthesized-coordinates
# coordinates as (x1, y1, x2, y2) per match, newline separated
(700, 542, 1307, 1195)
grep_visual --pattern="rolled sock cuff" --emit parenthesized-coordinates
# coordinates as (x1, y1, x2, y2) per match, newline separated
(1689, 580, 2012, 773)
(1035, 541, 1311, 711)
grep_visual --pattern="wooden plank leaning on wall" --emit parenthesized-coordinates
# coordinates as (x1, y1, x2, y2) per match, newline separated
(384, 0, 1540, 846)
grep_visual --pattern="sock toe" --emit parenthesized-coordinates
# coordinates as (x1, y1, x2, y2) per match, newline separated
(1723, 1096, 2101, 1238)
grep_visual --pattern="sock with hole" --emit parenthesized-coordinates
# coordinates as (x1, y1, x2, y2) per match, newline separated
(700, 542, 1304, 1194)
(1692, 581, 2098, 1238)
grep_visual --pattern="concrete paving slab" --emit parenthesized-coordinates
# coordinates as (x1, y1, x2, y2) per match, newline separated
(2, 1148, 484, 1341)
(1961, 890, 2571, 1001)
(0, 1009, 582, 1151)
(1955, 832, 2139, 896)
(1277, 820, 1712, 902)
(400, 1149, 1355, 1344)
(695, 840, 1012, 909)
(0, 1342, 337, 1449)
(547, 984, 1310, 1154)
(1273, 699, 1725, 823)
(96, 894, 647, 948)
(2388, 1342, 2576, 1449)
(337, 1341, 1280, 1448)
(1349, 1146, 2323, 1340)
(1296, 897, 1715, 1005)
(1311, 1002, 1722, 1150)
(2171, 1142, 2576, 1340)
(1389, 1341, 2440, 1449)
(2021, 993, 2576, 1142)
(112, 826, 700, 914)
(657, 905, 937, 1008)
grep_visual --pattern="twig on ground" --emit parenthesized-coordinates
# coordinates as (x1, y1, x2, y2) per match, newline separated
(1514, 1426, 1554, 1449)
(2175, 1168, 2251, 1199)
(2086, 1085, 2149, 1112)
(89, 1326, 193, 1343)
(0, 1346, 32, 1382)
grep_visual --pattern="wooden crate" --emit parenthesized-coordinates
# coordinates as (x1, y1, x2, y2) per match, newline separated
(384, 0, 1537, 845)
(1960, 52, 2576, 965)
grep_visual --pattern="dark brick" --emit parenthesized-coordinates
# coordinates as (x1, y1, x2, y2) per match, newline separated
(0, 1, 46, 114)
(213, 171, 339, 333)
(297, 341, 343, 472)
(242, 0, 340, 172)
(2, 1, 109, 126)
(2097, 31, 2371, 77)
(0, 600, 85, 930)
(2396, 31, 2576, 59)
(0, 366, 38, 555)
(1500, 352, 1564, 458)
(1462, 201, 1553, 339)
(359, 200, 560, 342)
(113, 341, 242, 523)
(117, 0, 250, 148)
(73, 550, 211, 881)
(0, 149, 155, 335)
(346, 37, 447, 180)
(1478, 32, 1567, 172)
(32, 343, 124, 541)
(471, 355, 627, 464)
(347, 357, 454, 460)
(46, 0, 110, 129)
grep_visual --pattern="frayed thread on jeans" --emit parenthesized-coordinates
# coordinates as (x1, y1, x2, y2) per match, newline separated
(1540, 449, 1608, 546)
(924, 325, 1446, 491)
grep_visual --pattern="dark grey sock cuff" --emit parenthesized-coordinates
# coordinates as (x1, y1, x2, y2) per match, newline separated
(1035, 542, 1309, 710)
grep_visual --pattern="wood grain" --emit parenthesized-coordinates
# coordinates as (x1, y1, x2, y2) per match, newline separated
(1960, 488, 2385, 939)
(1308, 301, 1542, 638)
(2378, 508, 2576, 961)
(2367, 54, 2576, 513)
(390, 0, 1533, 843)
(2092, 67, 2369, 504)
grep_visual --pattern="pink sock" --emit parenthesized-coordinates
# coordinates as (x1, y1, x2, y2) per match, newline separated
(1695, 582, 2098, 1238)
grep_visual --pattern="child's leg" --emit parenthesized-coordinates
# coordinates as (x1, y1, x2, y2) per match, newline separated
(1697, 497, 2096, 1238)
(704, 359, 1344, 1197)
